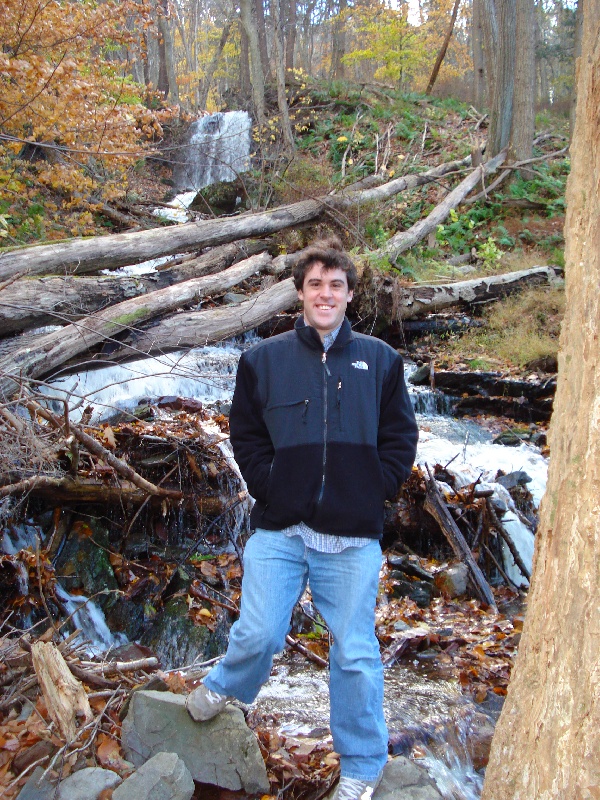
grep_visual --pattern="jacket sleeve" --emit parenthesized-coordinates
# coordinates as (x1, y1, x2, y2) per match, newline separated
(377, 354, 418, 499)
(229, 352, 274, 502)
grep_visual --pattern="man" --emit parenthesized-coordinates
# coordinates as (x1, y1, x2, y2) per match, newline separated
(187, 237, 418, 800)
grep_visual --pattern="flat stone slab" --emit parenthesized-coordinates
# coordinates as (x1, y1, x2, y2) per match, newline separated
(57, 767, 122, 800)
(113, 752, 194, 800)
(121, 690, 269, 794)
(375, 756, 443, 800)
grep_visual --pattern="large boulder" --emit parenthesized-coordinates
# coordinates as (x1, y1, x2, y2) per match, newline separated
(121, 690, 269, 794)
(112, 752, 194, 800)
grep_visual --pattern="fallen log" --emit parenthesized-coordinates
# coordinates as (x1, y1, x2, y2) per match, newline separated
(410, 368, 557, 398)
(0, 253, 272, 399)
(0, 155, 473, 280)
(0, 265, 563, 392)
(383, 150, 507, 262)
(31, 641, 93, 741)
(0, 240, 269, 336)
(360, 265, 563, 324)
(423, 465, 497, 610)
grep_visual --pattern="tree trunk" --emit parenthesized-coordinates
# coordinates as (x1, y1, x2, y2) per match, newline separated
(330, 0, 347, 80)
(472, 0, 486, 109)
(198, 18, 233, 111)
(239, 22, 251, 96)
(383, 150, 507, 262)
(158, 0, 179, 103)
(509, 0, 536, 163)
(425, 0, 461, 95)
(284, 0, 297, 71)
(271, 0, 295, 153)
(481, 7, 600, 797)
(239, 0, 267, 125)
(254, 0, 272, 83)
(487, 0, 516, 156)
(570, 0, 585, 137)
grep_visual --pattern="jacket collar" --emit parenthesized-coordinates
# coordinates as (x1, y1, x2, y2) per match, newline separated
(294, 316, 354, 351)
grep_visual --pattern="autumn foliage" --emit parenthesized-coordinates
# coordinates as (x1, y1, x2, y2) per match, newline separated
(0, 0, 164, 239)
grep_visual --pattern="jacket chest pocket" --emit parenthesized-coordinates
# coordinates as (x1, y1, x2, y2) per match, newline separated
(263, 397, 316, 448)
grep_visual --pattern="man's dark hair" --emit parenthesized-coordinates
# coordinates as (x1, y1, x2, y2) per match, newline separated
(292, 235, 358, 291)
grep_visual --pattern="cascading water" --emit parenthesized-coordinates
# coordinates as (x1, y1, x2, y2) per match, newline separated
(177, 111, 251, 191)
(156, 110, 252, 222)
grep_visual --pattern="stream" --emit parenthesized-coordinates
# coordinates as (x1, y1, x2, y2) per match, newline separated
(29, 332, 547, 800)
(3, 112, 547, 799)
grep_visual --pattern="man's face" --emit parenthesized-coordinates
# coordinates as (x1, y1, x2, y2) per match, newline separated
(298, 261, 353, 339)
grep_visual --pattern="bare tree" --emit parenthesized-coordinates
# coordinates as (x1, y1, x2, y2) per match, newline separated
(426, 0, 462, 95)
(271, 0, 295, 153)
(239, 0, 267, 125)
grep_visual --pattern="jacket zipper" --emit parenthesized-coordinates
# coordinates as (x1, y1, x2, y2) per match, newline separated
(318, 351, 331, 504)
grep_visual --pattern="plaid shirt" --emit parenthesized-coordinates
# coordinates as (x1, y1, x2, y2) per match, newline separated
(281, 322, 371, 553)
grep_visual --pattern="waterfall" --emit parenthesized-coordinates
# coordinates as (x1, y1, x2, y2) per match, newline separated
(174, 110, 252, 193)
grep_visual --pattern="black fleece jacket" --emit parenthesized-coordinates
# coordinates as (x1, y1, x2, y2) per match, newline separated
(229, 317, 418, 538)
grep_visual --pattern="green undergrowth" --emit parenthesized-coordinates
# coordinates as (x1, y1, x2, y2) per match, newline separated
(431, 286, 565, 370)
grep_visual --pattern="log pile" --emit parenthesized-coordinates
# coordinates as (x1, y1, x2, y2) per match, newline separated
(0, 149, 562, 400)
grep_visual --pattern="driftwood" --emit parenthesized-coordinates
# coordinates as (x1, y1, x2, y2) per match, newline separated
(0, 266, 563, 393)
(25, 398, 182, 499)
(0, 253, 272, 399)
(1, 475, 226, 512)
(365, 265, 563, 323)
(383, 150, 507, 262)
(423, 465, 497, 610)
(0, 155, 474, 280)
(31, 641, 93, 741)
(0, 240, 269, 336)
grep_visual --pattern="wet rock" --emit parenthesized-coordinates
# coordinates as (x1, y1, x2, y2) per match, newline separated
(390, 577, 435, 608)
(466, 711, 496, 770)
(56, 767, 122, 800)
(434, 564, 468, 599)
(223, 292, 247, 305)
(375, 756, 442, 800)
(113, 752, 194, 800)
(139, 596, 229, 669)
(409, 364, 431, 385)
(387, 555, 434, 582)
(495, 470, 532, 490)
(121, 690, 269, 794)
(54, 520, 118, 611)
(490, 494, 508, 514)
(492, 432, 527, 447)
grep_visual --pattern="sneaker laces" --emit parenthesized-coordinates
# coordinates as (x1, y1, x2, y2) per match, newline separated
(204, 687, 228, 705)
(337, 777, 378, 800)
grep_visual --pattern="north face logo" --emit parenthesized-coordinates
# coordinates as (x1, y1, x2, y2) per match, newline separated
(351, 360, 369, 370)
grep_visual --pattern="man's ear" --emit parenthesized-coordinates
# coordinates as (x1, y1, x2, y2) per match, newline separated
(348, 290, 354, 302)
(297, 288, 304, 303)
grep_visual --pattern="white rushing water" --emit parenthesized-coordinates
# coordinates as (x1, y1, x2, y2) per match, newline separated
(156, 110, 252, 222)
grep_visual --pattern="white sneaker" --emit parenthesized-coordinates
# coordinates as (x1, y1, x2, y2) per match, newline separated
(185, 683, 232, 722)
(335, 775, 382, 800)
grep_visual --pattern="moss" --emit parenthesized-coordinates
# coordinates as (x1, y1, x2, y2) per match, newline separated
(108, 308, 149, 328)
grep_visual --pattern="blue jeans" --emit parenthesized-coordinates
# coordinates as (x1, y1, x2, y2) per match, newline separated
(203, 529, 388, 781)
